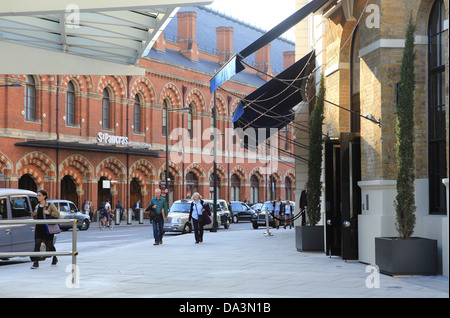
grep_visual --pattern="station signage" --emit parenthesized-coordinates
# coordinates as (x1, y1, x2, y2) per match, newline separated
(97, 132, 151, 149)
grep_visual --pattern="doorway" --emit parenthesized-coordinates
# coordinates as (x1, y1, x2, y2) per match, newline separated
(325, 133, 361, 260)
(61, 175, 78, 206)
(98, 177, 112, 209)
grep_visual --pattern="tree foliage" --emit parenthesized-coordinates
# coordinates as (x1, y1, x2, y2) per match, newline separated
(307, 74, 325, 226)
(394, 15, 417, 239)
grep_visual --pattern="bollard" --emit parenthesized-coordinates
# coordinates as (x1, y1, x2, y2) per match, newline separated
(115, 209, 120, 225)
(139, 208, 144, 224)
(127, 208, 132, 225)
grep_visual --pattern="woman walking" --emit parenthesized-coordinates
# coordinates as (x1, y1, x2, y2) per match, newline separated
(188, 192, 210, 244)
(272, 196, 284, 229)
(31, 189, 60, 269)
(284, 200, 293, 229)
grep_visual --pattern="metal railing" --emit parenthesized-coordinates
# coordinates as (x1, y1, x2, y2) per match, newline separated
(0, 219, 78, 282)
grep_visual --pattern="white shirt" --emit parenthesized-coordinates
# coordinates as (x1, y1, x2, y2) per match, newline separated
(285, 205, 292, 214)
(192, 200, 203, 220)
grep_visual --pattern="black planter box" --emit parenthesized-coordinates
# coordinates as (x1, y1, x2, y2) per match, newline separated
(296, 225, 324, 252)
(375, 237, 438, 276)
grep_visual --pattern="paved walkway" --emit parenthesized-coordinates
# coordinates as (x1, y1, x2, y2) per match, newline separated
(0, 225, 448, 300)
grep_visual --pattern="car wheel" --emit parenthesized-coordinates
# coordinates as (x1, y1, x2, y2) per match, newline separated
(223, 220, 230, 229)
(182, 223, 192, 234)
(79, 220, 90, 231)
(252, 222, 258, 229)
(232, 215, 238, 223)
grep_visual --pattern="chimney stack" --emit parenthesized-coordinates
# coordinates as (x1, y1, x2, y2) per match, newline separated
(177, 11, 199, 61)
(255, 43, 271, 80)
(216, 26, 234, 64)
(283, 51, 295, 70)
(153, 31, 166, 52)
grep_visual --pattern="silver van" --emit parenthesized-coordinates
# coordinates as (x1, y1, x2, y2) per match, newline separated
(0, 189, 38, 255)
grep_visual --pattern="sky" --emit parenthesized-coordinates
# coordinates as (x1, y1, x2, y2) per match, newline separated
(204, 0, 296, 41)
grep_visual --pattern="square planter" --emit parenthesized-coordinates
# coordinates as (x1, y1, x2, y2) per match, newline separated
(296, 225, 324, 252)
(375, 237, 438, 276)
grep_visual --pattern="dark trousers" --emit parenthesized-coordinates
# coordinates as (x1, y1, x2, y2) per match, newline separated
(152, 215, 164, 243)
(192, 218, 204, 243)
(32, 235, 56, 262)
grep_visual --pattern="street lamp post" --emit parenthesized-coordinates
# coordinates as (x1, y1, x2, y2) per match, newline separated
(165, 105, 191, 207)
(212, 90, 218, 232)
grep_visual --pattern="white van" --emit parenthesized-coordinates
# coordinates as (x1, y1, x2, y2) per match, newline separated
(0, 189, 38, 255)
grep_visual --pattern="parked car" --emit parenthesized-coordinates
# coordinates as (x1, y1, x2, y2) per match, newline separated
(251, 201, 295, 229)
(229, 201, 255, 223)
(164, 199, 231, 233)
(250, 203, 264, 213)
(0, 189, 37, 256)
(48, 200, 90, 231)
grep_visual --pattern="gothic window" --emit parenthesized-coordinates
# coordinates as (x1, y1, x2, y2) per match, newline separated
(25, 75, 36, 121)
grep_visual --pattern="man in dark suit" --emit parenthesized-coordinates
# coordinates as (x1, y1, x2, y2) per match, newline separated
(299, 182, 307, 225)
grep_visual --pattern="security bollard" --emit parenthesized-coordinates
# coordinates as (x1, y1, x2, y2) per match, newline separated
(115, 209, 120, 225)
(127, 208, 132, 225)
(139, 208, 144, 224)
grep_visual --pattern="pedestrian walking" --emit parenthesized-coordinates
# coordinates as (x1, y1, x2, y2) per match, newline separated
(272, 196, 284, 229)
(133, 199, 141, 221)
(148, 189, 168, 245)
(31, 189, 60, 269)
(188, 192, 211, 244)
(284, 200, 293, 229)
(116, 201, 125, 221)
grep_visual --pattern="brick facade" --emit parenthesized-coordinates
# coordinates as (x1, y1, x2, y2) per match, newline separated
(0, 9, 297, 211)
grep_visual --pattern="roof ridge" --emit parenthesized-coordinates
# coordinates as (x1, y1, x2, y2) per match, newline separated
(197, 6, 295, 46)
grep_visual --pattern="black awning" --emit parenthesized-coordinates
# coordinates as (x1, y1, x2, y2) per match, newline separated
(15, 140, 161, 157)
(232, 51, 315, 149)
(210, 0, 330, 93)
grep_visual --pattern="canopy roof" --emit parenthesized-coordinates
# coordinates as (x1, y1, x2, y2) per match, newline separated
(0, 0, 212, 75)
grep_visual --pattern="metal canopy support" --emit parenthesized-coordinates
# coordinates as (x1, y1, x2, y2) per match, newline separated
(0, 0, 212, 75)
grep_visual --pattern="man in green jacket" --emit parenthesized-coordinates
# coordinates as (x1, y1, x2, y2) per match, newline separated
(149, 188, 168, 245)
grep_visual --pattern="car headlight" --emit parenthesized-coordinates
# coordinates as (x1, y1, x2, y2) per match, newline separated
(172, 218, 182, 224)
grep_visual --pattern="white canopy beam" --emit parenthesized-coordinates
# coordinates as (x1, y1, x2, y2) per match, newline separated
(0, 0, 212, 75)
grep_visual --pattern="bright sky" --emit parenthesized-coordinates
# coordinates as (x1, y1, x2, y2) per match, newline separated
(205, 0, 296, 41)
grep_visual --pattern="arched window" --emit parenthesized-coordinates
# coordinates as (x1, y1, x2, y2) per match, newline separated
(285, 177, 292, 201)
(269, 175, 276, 201)
(428, 0, 447, 214)
(134, 94, 142, 133)
(250, 175, 259, 204)
(187, 102, 194, 139)
(162, 99, 169, 137)
(25, 75, 36, 121)
(66, 80, 76, 126)
(209, 173, 221, 199)
(351, 26, 361, 133)
(102, 88, 111, 130)
(186, 171, 198, 199)
(230, 174, 240, 201)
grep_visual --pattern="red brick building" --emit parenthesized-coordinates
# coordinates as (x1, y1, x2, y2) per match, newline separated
(0, 7, 296, 211)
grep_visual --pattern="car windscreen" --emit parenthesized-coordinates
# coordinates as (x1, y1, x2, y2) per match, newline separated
(263, 202, 274, 211)
(170, 202, 191, 213)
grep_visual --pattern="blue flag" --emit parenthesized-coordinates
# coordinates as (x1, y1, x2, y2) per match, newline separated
(232, 102, 245, 123)
(210, 55, 245, 93)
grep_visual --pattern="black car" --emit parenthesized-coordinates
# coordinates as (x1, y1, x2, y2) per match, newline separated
(230, 201, 255, 223)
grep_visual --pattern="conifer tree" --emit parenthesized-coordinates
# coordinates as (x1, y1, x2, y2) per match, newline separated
(394, 15, 417, 239)
(306, 74, 325, 226)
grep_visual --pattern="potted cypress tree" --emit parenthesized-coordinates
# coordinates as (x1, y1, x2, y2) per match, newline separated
(296, 74, 325, 252)
(375, 15, 437, 276)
